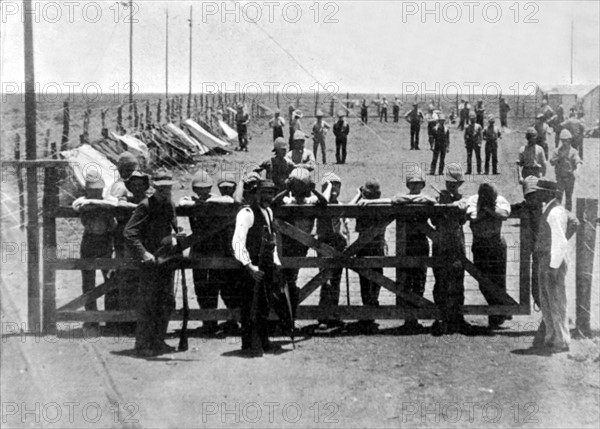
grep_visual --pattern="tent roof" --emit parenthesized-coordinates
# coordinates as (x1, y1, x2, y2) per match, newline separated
(540, 84, 599, 98)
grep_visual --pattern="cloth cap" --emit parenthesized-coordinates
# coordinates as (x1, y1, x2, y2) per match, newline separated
(273, 137, 288, 151)
(152, 169, 176, 186)
(445, 164, 464, 182)
(469, 111, 476, 119)
(406, 168, 426, 184)
(191, 170, 213, 188)
(522, 175, 539, 196)
(217, 178, 237, 188)
(289, 168, 312, 184)
(560, 129, 573, 139)
(361, 178, 381, 197)
(85, 174, 105, 190)
(293, 130, 306, 141)
(321, 172, 342, 185)
(412, 103, 418, 107)
(117, 151, 138, 169)
(525, 126, 537, 137)
(315, 109, 324, 117)
(534, 179, 558, 192)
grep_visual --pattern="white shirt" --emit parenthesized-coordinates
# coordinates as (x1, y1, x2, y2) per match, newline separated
(232, 206, 281, 267)
(543, 199, 570, 269)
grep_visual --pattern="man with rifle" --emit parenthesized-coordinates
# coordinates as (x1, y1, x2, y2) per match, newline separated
(232, 178, 282, 357)
(124, 169, 179, 357)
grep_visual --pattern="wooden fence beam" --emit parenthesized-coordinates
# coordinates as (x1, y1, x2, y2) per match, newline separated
(576, 198, 597, 337)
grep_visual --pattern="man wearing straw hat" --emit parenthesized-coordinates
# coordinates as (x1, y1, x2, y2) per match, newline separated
(124, 169, 179, 357)
(517, 127, 547, 184)
(483, 114, 502, 175)
(311, 109, 331, 164)
(289, 109, 303, 148)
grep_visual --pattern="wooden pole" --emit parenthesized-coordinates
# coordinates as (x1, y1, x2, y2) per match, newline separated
(575, 198, 597, 337)
(276, 91, 280, 109)
(14, 134, 25, 229)
(43, 128, 50, 158)
(133, 99, 138, 129)
(314, 87, 319, 116)
(61, 101, 69, 151)
(166, 97, 170, 122)
(23, 0, 41, 332)
(42, 141, 59, 333)
(128, 0, 133, 128)
(157, 99, 162, 123)
(165, 8, 169, 100)
(187, 5, 192, 119)
(145, 100, 150, 127)
(117, 105, 123, 133)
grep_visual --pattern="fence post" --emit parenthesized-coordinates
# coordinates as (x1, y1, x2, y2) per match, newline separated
(395, 218, 407, 306)
(42, 144, 59, 333)
(61, 101, 70, 151)
(14, 134, 25, 229)
(117, 105, 123, 133)
(519, 207, 532, 310)
(575, 198, 597, 337)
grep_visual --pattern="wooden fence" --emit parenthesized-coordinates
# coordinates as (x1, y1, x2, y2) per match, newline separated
(40, 192, 533, 331)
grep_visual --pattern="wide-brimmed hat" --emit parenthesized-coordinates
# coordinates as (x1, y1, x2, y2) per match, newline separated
(289, 168, 312, 184)
(152, 169, 176, 186)
(321, 172, 342, 185)
(534, 179, 558, 193)
(560, 129, 573, 139)
(525, 126, 537, 137)
(488, 114, 495, 122)
(437, 114, 446, 121)
(191, 170, 213, 188)
(522, 176, 539, 196)
(293, 130, 306, 141)
(469, 111, 476, 119)
(85, 174, 105, 190)
(125, 170, 149, 186)
(258, 179, 276, 190)
(273, 137, 287, 151)
(242, 172, 261, 191)
(536, 113, 545, 120)
(406, 168, 425, 184)
(315, 109, 324, 117)
(217, 178, 237, 188)
(293, 110, 303, 118)
(445, 164, 464, 183)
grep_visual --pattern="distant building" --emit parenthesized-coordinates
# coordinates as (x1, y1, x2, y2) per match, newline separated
(539, 84, 599, 127)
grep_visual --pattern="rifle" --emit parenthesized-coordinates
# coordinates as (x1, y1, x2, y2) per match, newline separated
(179, 265, 189, 351)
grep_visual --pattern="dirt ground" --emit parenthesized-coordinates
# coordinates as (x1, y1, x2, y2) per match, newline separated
(1, 113, 599, 428)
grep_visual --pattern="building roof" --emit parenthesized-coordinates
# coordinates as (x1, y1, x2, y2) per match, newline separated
(539, 84, 599, 99)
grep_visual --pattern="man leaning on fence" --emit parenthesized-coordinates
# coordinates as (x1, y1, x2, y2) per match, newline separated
(124, 169, 179, 358)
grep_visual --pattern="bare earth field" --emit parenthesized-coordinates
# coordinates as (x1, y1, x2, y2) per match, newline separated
(1, 105, 599, 428)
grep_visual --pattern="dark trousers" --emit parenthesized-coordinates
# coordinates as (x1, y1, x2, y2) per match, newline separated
(239, 271, 270, 351)
(380, 108, 387, 122)
(237, 127, 248, 149)
(397, 235, 429, 313)
(557, 175, 575, 211)
(577, 137, 584, 160)
(427, 122, 436, 149)
(80, 233, 113, 312)
(500, 114, 508, 128)
(361, 111, 368, 124)
(135, 265, 175, 351)
(318, 237, 346, 316)
(282, 237, 307, 316)
(393, 107, 400, 123)
(432, 241, 465, 323)
(466, 143, 482, 174)
(313, 138, 326, 164)
(484, 141, 498, 174)
(430, 146, 446, 175)
(357, 240, 384, 309)
(476, 113, 484, 127)
(273, 126, 284, 141)
(335, 139, 347, 164)
(472, 236, 507, 324)
(410, 123, 420, 149)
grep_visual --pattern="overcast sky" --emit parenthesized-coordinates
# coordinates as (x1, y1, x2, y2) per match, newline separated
(1, 0, 599, 97)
